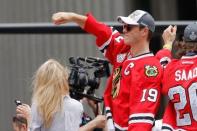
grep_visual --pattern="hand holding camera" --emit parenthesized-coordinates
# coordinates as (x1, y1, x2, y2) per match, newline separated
(15, 100, 31, 128)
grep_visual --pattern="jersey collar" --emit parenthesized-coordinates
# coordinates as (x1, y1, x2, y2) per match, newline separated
(127, 52, 154, 60)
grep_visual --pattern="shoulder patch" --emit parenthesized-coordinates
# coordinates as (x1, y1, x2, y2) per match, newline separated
(116, 53, 126, 63)
(145, 65, 158, 77)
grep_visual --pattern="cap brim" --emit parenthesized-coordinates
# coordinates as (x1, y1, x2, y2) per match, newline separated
(117, 16, 139, 25)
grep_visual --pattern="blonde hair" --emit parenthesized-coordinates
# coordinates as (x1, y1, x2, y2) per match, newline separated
(32, 59, 69, 128)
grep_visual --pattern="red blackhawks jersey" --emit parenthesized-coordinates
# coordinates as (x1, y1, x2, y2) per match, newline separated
(161, 55, 197, 131)
(84, 13, 163, 131)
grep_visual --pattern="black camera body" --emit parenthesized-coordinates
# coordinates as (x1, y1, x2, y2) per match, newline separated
(68, 56, 110, 102)
(14, 99, 22, 106)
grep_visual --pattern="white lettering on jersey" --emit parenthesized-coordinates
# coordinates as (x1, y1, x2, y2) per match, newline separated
(124, 63, 134, 75)
(168, 82, 197, 126)
(175, 67, 197, 81)
(141, 89, 158, 102)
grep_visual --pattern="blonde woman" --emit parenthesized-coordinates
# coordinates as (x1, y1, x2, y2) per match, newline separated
(31, 59, 83, 131)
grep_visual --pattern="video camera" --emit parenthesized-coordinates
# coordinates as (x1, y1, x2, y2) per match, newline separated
(68, 56, 110, 102)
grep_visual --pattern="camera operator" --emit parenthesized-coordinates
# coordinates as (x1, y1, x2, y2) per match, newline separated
(16, 102, 106, 131)
(67, 56, 110, 130)
(15, 59, 107, 131)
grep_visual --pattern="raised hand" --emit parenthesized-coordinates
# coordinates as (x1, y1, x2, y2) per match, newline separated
(52, 12, 74, 25)
(162, 25, 177, 45)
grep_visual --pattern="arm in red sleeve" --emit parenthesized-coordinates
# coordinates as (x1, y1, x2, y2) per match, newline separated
(84, 13, 112, 47)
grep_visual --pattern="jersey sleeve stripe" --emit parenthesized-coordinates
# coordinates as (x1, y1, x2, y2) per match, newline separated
(106, 112, 112, 117)
(129, 113, 154, 118)
(100, 45, 108, 56)
(105, 106, 113, 120)
(161, 126, 173, 131)
(129, 119, 154, 125)
(162, 123, 186, 131)
(106, 110, 111, 114)
(98, 29, 118, 56)
(129, 113, 155, 125)
(129, 116, 154, 121)
(106, 116, 112, 120)
(114, 122, 128, 131)
(106, 113, 112, 120)
(105, 106, 111, 110)
(161, 123, 174, 131)
(98, 34, 112, 52)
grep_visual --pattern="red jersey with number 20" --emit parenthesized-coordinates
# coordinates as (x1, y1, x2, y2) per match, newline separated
(84, 13, 162, 131)
(162, 55, 197, 131)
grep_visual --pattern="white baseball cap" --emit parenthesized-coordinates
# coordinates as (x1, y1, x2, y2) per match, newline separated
(117, 10, 155, 32)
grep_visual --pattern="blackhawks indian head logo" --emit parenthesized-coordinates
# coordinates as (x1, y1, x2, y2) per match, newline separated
(145, 65, 158, 77)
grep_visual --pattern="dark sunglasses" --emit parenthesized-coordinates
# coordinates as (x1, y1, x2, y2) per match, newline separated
(123, 24, 146, 32)
(123, 24, 137, 32)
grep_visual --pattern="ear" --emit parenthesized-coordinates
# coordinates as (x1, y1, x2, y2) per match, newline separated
(141, 27, 149, 36)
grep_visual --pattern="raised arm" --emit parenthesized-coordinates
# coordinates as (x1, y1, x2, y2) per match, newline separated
(155, 25, 177, 67)
(52, 12, 87, 29)
(162, 25, 177, 50)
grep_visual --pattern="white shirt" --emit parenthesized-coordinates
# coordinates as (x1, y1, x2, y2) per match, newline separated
(30, 95, 83, 131)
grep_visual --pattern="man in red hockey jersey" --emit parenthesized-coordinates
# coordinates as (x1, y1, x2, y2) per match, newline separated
(161, 23, 197, 131)
(52, 10, 163, 131)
